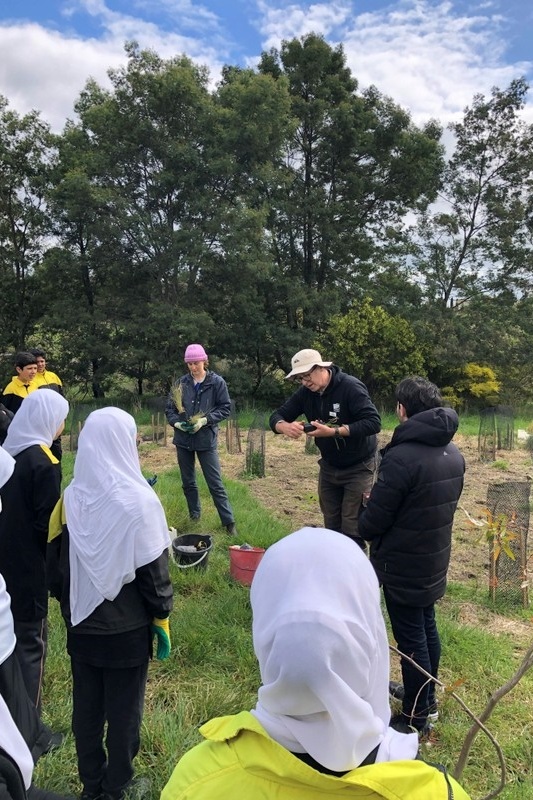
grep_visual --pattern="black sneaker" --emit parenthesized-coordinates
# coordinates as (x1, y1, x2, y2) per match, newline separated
(389, 681, 405, 701)
(389, 714, 414, 735)
(389, 682, 439, 721)
(390, 713, 432, 738)
(189, 513, 200, 521)
(41, 731, 64, 755)
(225, 523, 237, 535)
(427, 700, 439, 722)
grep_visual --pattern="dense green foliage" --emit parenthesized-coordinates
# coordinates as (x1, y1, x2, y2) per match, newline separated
(1, 36, 533, 407)
(317, 298, 426, 403)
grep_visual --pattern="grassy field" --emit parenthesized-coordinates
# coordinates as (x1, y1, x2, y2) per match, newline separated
(34, 423, 533, 800)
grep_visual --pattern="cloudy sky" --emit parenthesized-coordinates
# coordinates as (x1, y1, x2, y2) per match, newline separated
(1, 0, 532, 132)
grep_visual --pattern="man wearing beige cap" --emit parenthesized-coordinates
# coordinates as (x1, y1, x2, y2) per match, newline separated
(269, 349, 380, 548)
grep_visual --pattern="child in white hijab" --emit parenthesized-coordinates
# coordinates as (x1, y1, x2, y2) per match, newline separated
(161, 527, 471, 799)
(0, 447, 34, 795)
(250, 526, 417, 769)
(0, 447, 70, 800)
(0, 389, 69, 712)
(48, 407, 173, 800)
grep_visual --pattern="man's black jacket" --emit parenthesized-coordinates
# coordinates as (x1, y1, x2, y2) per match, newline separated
(269, 366, 381, 469)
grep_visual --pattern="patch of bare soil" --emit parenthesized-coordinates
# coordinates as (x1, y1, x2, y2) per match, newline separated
(138, 426, 533, 634)
(446, 600, 532, 641)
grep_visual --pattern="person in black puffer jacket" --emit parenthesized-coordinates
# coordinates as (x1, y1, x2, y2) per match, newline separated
(359, 377, 465, 735)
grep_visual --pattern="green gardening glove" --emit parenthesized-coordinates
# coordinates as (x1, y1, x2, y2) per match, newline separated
(190, 416, 208, 434)
(174, 421, 189, 433)
(151, 617, 171, 660)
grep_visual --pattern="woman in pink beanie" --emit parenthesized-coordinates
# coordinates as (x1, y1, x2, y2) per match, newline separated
(165, 344, 236, 535)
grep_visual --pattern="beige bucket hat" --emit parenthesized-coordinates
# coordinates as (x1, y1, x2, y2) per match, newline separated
(285, 349, 332, 379)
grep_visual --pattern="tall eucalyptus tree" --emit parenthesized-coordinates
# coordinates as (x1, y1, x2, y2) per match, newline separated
(258, 33, 444, 361)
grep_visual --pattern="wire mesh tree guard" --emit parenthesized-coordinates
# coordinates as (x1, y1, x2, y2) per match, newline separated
(225, 400, 242, 454)
(478, 405, 515, 462)
(486, 481, 531, 607)
(245, 413, 266, 477)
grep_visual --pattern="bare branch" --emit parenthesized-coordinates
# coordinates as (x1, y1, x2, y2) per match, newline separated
(390, 644, 506, 800)
(454, 640, 533, 795)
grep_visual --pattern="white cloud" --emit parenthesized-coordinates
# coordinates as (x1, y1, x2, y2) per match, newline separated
(0, 0, 532, 133)
(253, 0, 533, 124)
(0, 1, 229, 131)
(128, 0, 221, 30)
(76, 0, 224, 47)
(0, 23, 124, 130)
(257, 0, 353, 43)
(342, 1, 532, 123)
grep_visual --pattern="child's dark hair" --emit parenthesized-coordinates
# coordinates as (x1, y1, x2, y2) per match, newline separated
(395, 377, 442, 418)
(29, 348, 46, 359)
(15, 351, 37, 369)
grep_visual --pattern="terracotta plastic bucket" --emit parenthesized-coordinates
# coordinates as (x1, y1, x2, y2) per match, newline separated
(228, 546, 265, 586)
(172, 534, 213, 570)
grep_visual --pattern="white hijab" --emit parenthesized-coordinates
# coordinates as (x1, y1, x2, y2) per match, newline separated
(250, 527, 418, 772)
(0, 447, 33, 789)
(64, 407, 171, 626)
(0, 446, 15, 514)
(0, 448, 16, 663)
(3, 389, 69, 457)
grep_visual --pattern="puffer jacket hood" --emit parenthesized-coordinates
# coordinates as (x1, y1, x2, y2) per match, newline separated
(386, 407, 459, 452)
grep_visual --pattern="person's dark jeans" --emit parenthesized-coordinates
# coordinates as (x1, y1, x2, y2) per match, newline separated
(383, 587, 441, 728)
(13, 618, 47, 713)
(318, 457, 375, 548)
(0, 650, 53, 763)
(71, 658, 148, 799)
(176, 446, 234, 526)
